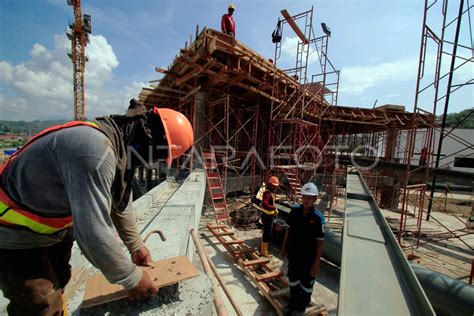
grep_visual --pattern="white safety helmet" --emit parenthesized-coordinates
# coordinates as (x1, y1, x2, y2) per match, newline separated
(301, 182, 318, 196)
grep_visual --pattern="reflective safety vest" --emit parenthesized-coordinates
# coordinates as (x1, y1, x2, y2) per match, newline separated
(259, 190, 278, 216)
(0, 121, 101, 234)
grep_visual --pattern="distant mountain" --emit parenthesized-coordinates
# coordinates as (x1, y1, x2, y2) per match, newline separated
(0, 120, 67, 135)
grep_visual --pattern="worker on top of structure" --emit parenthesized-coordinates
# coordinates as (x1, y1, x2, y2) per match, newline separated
(221, 4, 236, 36)
(0, 99, 194, 315)
(258, 175, 279, 257)
(280, 182, 325, 316)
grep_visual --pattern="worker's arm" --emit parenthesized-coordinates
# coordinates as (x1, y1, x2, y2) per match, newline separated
(111, 195, 153, 267)
(221, 14, 227, 33)
(280, 207, 295, 256)
(310, 214, 325, 277)
(310, 240, 324, 277)
(57, 131, 144, 290)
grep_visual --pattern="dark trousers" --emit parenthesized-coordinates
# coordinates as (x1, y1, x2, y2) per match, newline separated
(287, 260, 316, 312)
(0, 231, 73, 316)
(261, 213, 274, 243)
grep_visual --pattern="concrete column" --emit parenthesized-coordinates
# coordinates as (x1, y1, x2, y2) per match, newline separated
(145, 168, 153, 192)
(385, 129, 398, 162)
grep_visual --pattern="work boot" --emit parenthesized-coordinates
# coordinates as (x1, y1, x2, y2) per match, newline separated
(259, 241, 272, 257)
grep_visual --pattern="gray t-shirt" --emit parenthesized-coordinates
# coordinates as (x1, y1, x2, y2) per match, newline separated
(0, 125, 142, 289)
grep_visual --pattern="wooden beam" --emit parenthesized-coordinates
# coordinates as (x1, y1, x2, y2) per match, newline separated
(281, 9, 309, 44)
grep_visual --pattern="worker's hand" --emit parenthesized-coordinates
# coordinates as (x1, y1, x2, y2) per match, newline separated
(280, 247, 287, 257)
(131, 245, 153, 267)
(310, 263, 320, 277)
(127, 270, 159, 300)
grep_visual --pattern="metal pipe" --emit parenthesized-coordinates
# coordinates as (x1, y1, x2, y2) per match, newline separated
(190, 230, 235, 316)
(428, 0, 465, 220)
(323, 228, 474, 316)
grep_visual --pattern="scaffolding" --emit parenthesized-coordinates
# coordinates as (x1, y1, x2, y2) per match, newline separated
(398, 0, 473, 248)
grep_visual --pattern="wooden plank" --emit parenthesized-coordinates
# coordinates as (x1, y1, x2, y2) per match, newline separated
(242, 258, 270, 267)
(223, 239, 244, 245)
(280, 9, 309, 44)
(305, 302, 328, 316)
(255, 271, 283, 282)
(82, 256, 198, 308)
(270, 288, 290, 298)
(214, 231, 235, 237)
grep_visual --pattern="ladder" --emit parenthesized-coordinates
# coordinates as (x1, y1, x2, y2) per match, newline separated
(207, 224, 327, 316)
(277, 166, 301, 203)
(202, 151, 230, 224)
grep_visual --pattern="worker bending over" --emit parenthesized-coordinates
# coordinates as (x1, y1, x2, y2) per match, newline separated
(259, 176, 279, 257)
(281, 182, 325, 315)
(0, 99, 193, 315)
(221, 4, 236, 36)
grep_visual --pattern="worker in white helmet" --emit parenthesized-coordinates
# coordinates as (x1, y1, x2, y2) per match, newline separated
(280, 182, 325, 315)
(221, 4, 236, 36)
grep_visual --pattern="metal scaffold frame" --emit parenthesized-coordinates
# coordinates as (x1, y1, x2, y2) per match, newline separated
(398, 0, 473, 248)
(268, 7, 340, 204)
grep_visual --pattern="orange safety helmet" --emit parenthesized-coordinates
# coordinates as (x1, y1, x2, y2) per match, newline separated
(153, 107, 194, 166)
(268, 176, 280, 187)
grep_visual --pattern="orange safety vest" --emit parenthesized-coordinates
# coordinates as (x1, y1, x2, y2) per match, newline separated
(0, 121, 101, 234)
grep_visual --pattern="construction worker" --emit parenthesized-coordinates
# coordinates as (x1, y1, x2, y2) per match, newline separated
(0, 99, 194, 315)
(259, 176, 279, 257)
(221, 4, 236, 36)
(280, 182, 325, 316)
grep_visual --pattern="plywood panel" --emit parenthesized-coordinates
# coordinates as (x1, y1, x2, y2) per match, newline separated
(82, 256, 198, 308)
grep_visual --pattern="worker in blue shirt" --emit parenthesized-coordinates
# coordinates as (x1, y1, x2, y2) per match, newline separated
(281, 182, 325, 315)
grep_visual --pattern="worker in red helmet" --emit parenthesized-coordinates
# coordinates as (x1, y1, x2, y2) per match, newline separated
(221, 4, 236, 36)
(258, 175, 280, 257)
(0, 99, 193, 315)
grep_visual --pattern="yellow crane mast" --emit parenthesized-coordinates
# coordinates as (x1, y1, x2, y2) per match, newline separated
(66, 0, 91, 121)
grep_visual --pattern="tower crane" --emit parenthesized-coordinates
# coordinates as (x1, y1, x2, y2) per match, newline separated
(66, 0, 91, 121)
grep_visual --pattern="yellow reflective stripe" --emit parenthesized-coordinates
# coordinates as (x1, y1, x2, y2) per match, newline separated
(86, 121, 98, 128)
(0, 205, 72, 234)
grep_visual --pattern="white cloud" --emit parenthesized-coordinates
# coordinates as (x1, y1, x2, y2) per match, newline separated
(0, 61, 13, 83)
(281, 36, 299, 59)
(340, 56, 419, 95)
(0, 34, 142, 121)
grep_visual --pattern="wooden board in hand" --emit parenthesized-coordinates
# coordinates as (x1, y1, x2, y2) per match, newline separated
(81, 256, 198, 308)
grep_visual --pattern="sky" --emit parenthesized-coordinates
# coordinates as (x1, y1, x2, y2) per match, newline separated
(0, 0, 472, 121)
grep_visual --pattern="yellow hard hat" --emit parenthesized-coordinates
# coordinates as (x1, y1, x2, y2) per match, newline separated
(228, 4, 235, 10)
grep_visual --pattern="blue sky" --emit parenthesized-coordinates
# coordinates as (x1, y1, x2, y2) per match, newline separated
(0, 0, 472, 121)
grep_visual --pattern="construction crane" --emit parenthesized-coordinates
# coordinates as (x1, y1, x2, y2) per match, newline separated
(66, 0, 91, 121)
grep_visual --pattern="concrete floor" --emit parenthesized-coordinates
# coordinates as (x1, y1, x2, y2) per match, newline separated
(382, 207, 474, 283)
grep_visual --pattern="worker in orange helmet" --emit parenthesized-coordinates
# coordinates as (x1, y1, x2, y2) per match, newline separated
(258, 175, 280, 257)
(0, 99, 193, 315)
(221, 4, 236, 36)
